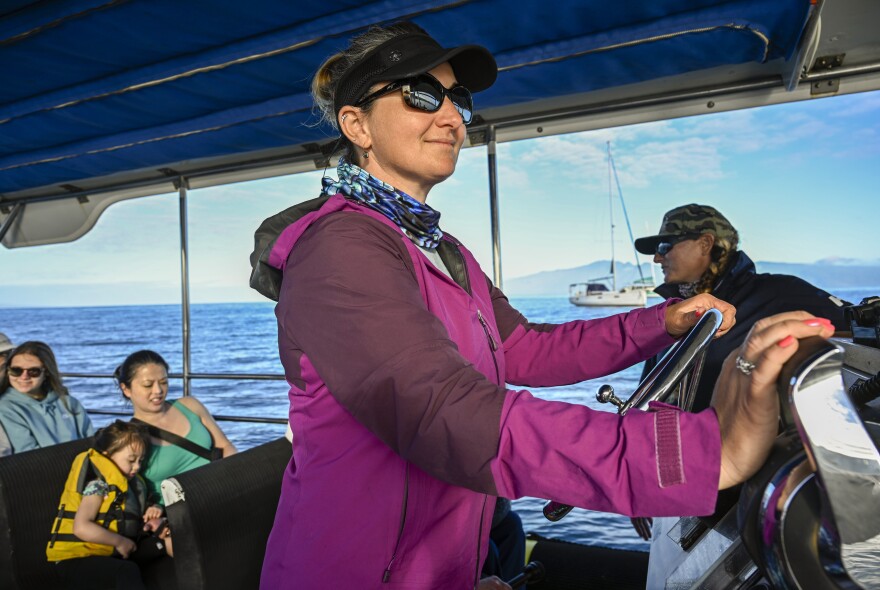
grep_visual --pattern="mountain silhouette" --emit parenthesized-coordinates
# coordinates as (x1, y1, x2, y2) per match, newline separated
(503, 260, 880, 297)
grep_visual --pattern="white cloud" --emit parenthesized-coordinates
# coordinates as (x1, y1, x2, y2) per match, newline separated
(620, 138, 726, 186)
(514, 135, 606, 170)
(504, 120, 726, 188)
(497, 161, 532, 192)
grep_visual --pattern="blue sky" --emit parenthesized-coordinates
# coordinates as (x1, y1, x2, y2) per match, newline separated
(1, 90, 878, 307)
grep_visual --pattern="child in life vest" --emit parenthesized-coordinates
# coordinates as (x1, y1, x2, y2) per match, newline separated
(47, 420, 172, 590)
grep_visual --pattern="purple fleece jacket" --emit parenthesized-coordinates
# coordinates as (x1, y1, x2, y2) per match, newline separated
(258, 194, 721, 589)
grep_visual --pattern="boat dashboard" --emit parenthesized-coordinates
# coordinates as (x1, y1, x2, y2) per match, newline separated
(646, 296, 880, 590)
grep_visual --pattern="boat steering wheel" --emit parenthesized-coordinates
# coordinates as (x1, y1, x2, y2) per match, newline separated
(543, 308, 724, 522)
(604, 307, 724, 416)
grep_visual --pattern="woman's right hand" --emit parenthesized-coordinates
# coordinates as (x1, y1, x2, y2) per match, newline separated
(711, 312, 834, 490)
(664, 293, 736, 338)
(115, 536, 137, 559)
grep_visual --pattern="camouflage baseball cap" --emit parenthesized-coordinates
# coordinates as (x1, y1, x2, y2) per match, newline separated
(634, 204, 737, 255)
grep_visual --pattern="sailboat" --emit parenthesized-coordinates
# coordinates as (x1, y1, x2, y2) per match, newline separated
(569, 142, 652, 307)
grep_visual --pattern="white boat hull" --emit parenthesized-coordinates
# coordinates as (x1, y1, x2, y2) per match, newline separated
(569, 289, 647, 307)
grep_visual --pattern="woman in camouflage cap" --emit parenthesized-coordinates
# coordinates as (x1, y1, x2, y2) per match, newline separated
(628, 203, 847, 543)
(635, 203, 847, 413)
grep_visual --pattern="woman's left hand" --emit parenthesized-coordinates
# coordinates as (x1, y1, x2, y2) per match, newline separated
(711, 312, 835, 489)
(664, 293, 736, 338)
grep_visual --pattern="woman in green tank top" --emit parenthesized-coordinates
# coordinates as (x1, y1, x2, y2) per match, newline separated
(115, 351, 237, 504)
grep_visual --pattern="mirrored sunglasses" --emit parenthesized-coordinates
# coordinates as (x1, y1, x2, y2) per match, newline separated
(355, 73, 474, 124)
(7, 366, 44, 378)
(656, 234, 701, 256)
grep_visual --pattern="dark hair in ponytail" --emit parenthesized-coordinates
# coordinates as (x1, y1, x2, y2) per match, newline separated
(95, 419, 151, 457)
(114, 350, 169, 397)
(694, 233, 739, 295)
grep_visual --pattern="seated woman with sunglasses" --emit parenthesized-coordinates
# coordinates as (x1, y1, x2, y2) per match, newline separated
(0, 341, 94, 455)
(249, 22, 835, 589)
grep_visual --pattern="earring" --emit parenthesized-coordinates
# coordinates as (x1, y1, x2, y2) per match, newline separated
(363, 149, 369, 160)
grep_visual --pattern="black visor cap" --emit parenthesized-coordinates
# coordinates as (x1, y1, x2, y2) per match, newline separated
(334, 32, 497, 118)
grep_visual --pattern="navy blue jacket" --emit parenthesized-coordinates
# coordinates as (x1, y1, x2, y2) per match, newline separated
(644, 250, 848, 412)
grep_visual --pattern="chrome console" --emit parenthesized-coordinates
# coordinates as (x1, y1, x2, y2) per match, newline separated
(646, 337, 880, 590)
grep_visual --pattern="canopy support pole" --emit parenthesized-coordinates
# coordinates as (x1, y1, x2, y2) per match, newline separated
(487, 125, 503, 289)
(784, 0, 825, 91)
(177, 178, 192, 396)
(0, 202, 24, 243)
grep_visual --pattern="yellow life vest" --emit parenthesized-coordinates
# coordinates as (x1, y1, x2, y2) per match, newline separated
(46, 448, 147, 562)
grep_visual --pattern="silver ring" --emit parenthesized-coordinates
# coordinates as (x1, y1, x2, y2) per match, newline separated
(735, 355, 757, 376)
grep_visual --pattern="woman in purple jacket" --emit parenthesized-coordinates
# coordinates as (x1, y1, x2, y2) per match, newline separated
(249, 21, 834, 590)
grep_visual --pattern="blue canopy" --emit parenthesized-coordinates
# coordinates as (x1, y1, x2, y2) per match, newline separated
(0, 0, 812, 200)
(5, 0, 880, 248)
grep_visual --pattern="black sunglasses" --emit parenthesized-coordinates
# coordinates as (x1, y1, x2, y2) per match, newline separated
(8, 366, 44, 378)
(656, 234, 701, 256)
(354, 73, 474, 124)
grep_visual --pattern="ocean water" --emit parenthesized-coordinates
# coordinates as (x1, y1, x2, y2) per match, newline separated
(3, 287, 876, 550)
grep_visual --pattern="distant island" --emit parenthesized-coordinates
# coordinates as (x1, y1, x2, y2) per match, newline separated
(503, 259, 880, 298)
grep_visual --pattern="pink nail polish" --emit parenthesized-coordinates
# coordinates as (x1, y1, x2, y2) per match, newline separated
(802, 319, 828, 327)
(694, 310, 704, 318)
(778, 335, 796, 348)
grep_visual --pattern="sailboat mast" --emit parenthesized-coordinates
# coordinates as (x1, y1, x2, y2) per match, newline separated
(607, 141, 617, 291)
(609, 143, 647, 284)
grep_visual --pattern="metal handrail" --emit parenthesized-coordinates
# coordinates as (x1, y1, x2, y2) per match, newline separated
(62, 371, 287, 381)
(85, 408, 287, 425)
(64, 371, 289, 425)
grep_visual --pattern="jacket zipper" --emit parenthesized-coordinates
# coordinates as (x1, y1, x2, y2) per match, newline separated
(442, 242, 497, 588)
(477, 310, 500, 383)
(382, 463, 410, 583)
(472, 495, 488, 589)
(440, 238, 499, 383)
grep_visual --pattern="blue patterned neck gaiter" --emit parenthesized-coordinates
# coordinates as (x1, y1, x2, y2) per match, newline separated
(678, 282, 699, 298)
(320, 157, 443, 249)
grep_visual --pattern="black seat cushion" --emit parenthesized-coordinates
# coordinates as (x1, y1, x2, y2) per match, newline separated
(0, 435, 291, 590)
(0, 437, 93, 590)
(165, 437, 291, 590)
